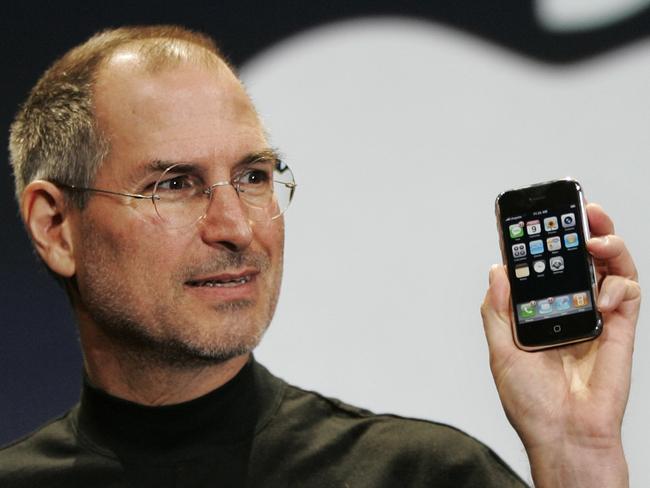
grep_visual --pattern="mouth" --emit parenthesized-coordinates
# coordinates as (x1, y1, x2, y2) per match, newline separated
(186, 271, 257, 288)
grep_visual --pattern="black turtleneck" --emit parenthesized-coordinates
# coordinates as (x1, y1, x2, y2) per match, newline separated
(77, 358, 283, 463)
(0, 359, 528, 487)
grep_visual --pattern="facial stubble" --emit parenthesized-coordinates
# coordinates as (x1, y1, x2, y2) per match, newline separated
(75, 218, 282, 369)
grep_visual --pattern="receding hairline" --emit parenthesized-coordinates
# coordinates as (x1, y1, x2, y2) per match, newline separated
(97, 37, 230, 78)
(92, 38, 256, 123)
(89, 37, 266, 177)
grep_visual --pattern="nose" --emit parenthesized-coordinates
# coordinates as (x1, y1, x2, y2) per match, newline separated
(198, 183, 253, 252)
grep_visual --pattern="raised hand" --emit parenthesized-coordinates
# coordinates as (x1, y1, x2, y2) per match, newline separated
(481, 203, 641, 488)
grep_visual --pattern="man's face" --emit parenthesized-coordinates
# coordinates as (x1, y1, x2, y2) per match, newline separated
(71, 53, 284, 366)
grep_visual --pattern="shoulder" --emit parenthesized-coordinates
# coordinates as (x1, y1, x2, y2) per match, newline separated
(0, 406, 95, 486)
(1, 408, 76, 459)
(280, 382, 511, 460)
(256, 380, 528, 487)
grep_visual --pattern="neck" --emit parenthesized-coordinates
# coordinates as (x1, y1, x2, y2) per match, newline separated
(85, 352, 249, 406)
(78, 320, 250, 406)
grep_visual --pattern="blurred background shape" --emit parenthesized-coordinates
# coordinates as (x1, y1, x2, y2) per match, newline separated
(535, 0, 650, 31)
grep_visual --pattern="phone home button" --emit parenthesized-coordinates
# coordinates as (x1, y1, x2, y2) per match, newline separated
(553, 324, 562, 333)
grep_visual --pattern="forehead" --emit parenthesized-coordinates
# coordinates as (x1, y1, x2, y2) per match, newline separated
(92, 48, 265, 178)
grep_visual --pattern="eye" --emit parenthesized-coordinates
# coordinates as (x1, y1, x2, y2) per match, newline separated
(237, 168, 271, 186)
(159, 176, 187, 190)
(153, 173, 204, 204)
(156, 174, 200, 191)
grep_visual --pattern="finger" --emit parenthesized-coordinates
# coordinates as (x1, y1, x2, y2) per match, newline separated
(480, 265, 515, 353)
(586, 203, 615, 237)
(597, 275, 642, 313)
(587, 235, 638, 281)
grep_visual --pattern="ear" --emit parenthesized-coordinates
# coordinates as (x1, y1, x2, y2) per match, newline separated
(21, 180, 77, 278)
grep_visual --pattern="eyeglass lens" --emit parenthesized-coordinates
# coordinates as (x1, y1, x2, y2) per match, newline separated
(152, 160, 295, 229)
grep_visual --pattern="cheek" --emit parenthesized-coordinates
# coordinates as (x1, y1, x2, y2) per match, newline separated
(257, 219, 285, 293)
(76, 209, 190, 290)
(255, 218, 285, 264)
(122, 226, 196, 283)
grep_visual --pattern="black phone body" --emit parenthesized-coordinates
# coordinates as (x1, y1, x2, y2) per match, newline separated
(495, 179, 602, 351)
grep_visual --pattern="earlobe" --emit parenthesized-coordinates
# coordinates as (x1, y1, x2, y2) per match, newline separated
(21, 181, 77, 278)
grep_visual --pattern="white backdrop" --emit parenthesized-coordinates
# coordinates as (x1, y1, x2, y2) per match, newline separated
(242, 18, 650, 485)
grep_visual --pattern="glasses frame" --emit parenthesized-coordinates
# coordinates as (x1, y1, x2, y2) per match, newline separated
(55, 184, 158, 203)
(52, 160, 297, 227)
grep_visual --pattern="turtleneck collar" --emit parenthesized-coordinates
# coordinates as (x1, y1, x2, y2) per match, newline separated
(74, 358, 285, 461)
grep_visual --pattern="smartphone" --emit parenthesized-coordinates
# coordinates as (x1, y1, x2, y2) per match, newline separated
(495, 179, 602, 351)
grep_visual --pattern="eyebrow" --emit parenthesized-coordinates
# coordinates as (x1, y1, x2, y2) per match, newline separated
(136, 147, 282, 178)
(241, 148, 282, 165)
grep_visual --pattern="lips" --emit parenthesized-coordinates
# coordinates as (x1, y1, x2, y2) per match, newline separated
(186, 270, 258, 288)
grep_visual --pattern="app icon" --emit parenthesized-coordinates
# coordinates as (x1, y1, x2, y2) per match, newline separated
(564, 233, 579, 249)
(546, 236, 562, 251)
(549, 256, 565, 271)
(555, 295, 571, 311)
(538, 298, 554, 314)
(520, 301, 536, 319)
(515, 263, 530, 278)
(526, 219, 541, 236)
(573, 292, 589, 308)
(533, 260, 546, 273)
(544, 216, 559, 232)
(529, 239, 544, 255)
(561, 213, 576, 228)
(509, 222, 524, 239)
(512, 243, 527, 258)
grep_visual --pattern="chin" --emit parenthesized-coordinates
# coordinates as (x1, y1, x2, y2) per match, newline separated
(166, 308, 269, 365)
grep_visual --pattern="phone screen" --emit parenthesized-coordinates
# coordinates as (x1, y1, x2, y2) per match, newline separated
(497, 180, 601, 349)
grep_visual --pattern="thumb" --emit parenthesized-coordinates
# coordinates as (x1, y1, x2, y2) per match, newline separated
(480, 264, 516, 355)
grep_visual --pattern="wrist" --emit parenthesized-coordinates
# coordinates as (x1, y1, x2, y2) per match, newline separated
(526, 438, 628, 488)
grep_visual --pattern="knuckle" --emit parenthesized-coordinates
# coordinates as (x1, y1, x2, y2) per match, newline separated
(608, 234, 625, 248)
(628, 279, 642, 297)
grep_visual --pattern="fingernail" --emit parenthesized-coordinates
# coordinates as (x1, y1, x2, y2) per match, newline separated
(489, 264, 499, 285)
(598, 293, 610, 310)
(592, 236, 609, 246)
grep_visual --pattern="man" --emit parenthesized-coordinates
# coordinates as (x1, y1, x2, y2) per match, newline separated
(1, 25, 640, 487)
